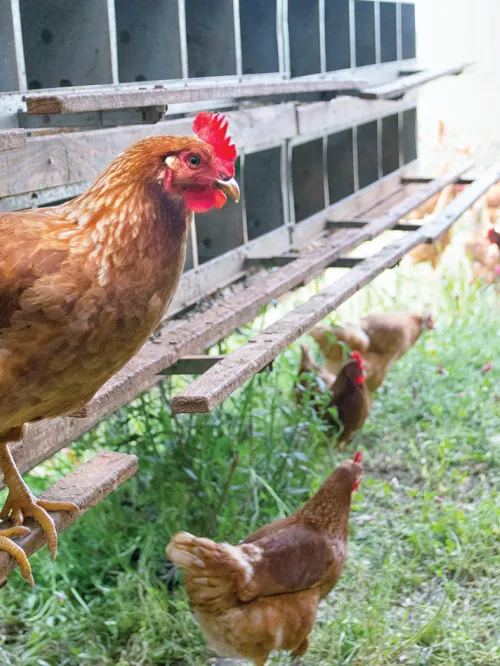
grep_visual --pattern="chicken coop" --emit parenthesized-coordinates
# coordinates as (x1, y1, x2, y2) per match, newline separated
(0, 0, 498, 581)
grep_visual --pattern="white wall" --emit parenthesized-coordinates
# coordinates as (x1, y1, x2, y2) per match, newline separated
(416, 0, 500, 168)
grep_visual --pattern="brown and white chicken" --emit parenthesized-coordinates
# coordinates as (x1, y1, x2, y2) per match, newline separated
(167, 453, 363, 665)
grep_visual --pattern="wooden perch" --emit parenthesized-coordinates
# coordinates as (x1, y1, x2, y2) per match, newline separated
(355, 63, 470, 100)
(0, 451, 137, 583)
(25, 77, 367, 115)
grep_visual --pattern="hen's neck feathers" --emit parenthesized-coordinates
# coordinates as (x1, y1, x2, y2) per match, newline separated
(59, 153, 192, 285)
(296, 465, 356, 535)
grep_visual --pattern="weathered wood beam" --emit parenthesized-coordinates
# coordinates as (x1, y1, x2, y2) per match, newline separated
(25, 77, 367, 116)
(171, 232, 424, 414)
(354, 63, 470, 100)
(0, 451, 138, 583)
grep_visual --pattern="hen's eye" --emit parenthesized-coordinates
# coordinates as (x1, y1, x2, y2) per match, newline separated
(188, 154, 201, 167)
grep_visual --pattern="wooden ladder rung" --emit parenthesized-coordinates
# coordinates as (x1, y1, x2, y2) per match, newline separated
(353, 62, 470, 100)
(0, 451, 137, 582)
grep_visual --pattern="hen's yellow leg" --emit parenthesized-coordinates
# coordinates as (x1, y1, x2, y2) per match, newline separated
(0, 526, 33, 586)
(0, 435, 79, 580)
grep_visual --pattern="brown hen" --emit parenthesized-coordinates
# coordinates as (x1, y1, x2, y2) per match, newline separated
(0, 112, 240, 584)
(310, 312, 433, 393)
(167, 453, 363, 665)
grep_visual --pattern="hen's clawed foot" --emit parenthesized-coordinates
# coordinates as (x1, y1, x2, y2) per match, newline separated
(0, 487, 79, 562)
(0, 526, 33, 587)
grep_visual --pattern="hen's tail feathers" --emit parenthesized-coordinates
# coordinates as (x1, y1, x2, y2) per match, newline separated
(310, 322, 369, 360)
(167, 532, 245, 613)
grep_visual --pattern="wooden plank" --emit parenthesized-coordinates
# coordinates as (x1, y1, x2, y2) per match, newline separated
(0, 129, 26, 152)
(356, 63, 469, 100)
(171, 232, 424, 414)
(25, 77, 367, 115)
(1, 162, 472, 482)
(0, 451, 138, 582)
(422, 164, 500, 242)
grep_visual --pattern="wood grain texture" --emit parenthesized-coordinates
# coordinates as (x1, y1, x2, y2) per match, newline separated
(0, 451, 137, 581)
(0, 130, 26, 152)
(0, 162, 473, 481)
(0, 105, 297, 200)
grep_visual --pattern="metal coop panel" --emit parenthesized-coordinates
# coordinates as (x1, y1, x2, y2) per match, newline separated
(20, 0, 115, 89)
(357, 120, 379, 189)
(402, 2, 416, 60)
(327, 129, 355, 204)
(325, 0, 351, 72)
(240, 0, 280, 75)
(185, 0, 237, 78)
(292, 138, 325, 223)
(115, 0, 182, 83)
(382, 113, 400, 176)
(288, 0, 321, 77)
(0, 0, 22, 92)
(380, 2, 398, 64)
(195, 156, 244, 264)
(355, 0, 376, 68)
(402, 107, 418, 164)
(245, 146, 285, 241)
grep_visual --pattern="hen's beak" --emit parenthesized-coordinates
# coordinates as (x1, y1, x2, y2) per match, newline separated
(214, 178, 240, 203)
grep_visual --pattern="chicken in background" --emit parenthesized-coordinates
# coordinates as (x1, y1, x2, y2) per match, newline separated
(167, 453, 363, 666)
(310, 312, 434, 393)
(465, 202, 500, 285)
(408, 183, 457, 268)
(297, 346, 371, 449)
(0, 112, 240, 584)
(488, 227, 500, 250)
(296, 343, 336, 399)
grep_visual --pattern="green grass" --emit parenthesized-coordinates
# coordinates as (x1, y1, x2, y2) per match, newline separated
(0, 239, 499, 666)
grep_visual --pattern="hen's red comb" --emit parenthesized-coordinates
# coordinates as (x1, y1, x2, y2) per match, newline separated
(192, 112, 237, 168)
(351, 351, 365, 370)
(488, 227, 499, 242)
